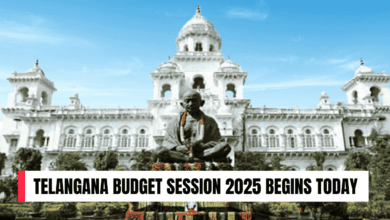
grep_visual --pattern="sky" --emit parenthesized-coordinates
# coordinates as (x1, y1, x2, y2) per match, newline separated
(1, 1, 390, 121)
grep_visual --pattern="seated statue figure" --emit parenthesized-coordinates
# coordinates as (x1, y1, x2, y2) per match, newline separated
(156, 90, 231, 163)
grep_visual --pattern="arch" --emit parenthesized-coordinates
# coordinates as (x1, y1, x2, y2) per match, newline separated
(284, 127, 297, 149)
(41, 91, 48, 105)
(101, 126, 114, 134)
(209, 44, 214, 52)
(34, 129, 47, 148)
(101, 127, 113, 148)
(321, 127, 334, 148)
(161, 84, 172, 98)
(63, 126, 78, 135)
(183, 44, 189, 52)
(266, 127, 279, 148)
(136, 127, 149, 148)
(18, 87, 29, 102)
(195, 42, 203, 52)
(119, 126, 132, 148)
(370, 86, 380, 102)
(193, 76, 205, 89)
(302, 127, 315, 148)
(352, 91, 358, 104)
(290, 166, 300, 171)
(324, 165, 337, 171)
(226, 84, 236, 98)
(82, 126, 95, 134)
(266, 126, 279, 134)
(247, 126, 261, 148)
(82, 127, 95, 148)
(119, 126, 132, 135)
(319, 126, 333, 133)
(353, 129, 365, 147)
(284, 126, 297, 134)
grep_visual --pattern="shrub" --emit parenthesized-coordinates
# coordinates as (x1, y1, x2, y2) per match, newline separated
(59, 202, 78, 218)
(30, 202, 44, 212)
(78, 203, 96, 213)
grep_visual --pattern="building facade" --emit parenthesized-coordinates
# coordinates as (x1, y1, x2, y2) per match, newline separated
(1, 7, 390, 175)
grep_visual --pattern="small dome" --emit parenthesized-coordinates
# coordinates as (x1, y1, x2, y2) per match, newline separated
(178, 6, 220, 39)
(155, 61, 180, 73)
(71, 94, 79, 98)
(164, 104, 181, 115)
(217, 104, 231, 115)
(220, 59, 242, 72)
(355, 64, 375, 75)
(321, 91, 329, 98)
(27, 59, 45, 75)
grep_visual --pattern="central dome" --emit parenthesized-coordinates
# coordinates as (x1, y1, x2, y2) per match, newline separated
(176, 6, 222, 53)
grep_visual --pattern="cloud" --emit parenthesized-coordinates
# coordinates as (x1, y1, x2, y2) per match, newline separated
(339, 60, 360, 70)
(278, 56, 299, 63)
(244, 78, 344, 91)
(61, 57, 144, 76)
(293, 36, 302, 42)
(0, 20, 91, 45)
(226, 1, 269, 20)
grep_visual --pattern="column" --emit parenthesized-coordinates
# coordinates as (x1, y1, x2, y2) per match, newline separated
(280, 134, 286, 150)
(364, 137, 368, 147)
(44, 137, 49, 147)
(94, 134, 101, 151)
(316, 134, 322, 149)
(298, 134, 304, 149)
(262, 134, 268, 148)
(131, 134, 137, 150)
(59, 134, 64, 147)
(76, 134, 82, 150)
(112, 134, 119, 150)
(29, 136, 34, 148)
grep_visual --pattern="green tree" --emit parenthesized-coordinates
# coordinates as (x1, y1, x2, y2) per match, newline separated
(0, 176, 18, 203)
(94, 151, 119, 171)
(12, 148, 43, 173)
(344, 151, 371, 171)
(234, 152, 271, 171)
(368, 129, 390, 200)
(130, 150, 157, 171)
(307, 152, 328, 171)
(0, 153, 6, 175)
(50, 152, 87, 171)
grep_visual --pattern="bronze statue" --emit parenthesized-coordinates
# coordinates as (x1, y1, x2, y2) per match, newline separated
(156, 90, 231, 162)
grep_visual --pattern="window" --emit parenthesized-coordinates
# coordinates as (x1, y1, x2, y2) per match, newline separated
(209, 45, 214, 52)
(195, 43, 203, 52)
(35, 129, 46, 147)
(192, 76, 205, 89)
(82, 129, 95, 148)
(10, 138, 18, 152)
(18, 87, 29, 102)
(161, 84, 172, 98)
(370, 86, 380, 102)
(102, 129, 112, 148)
(352, 91, 358, 104)
(285, 129, 297, 148)
(184, 45, 188, 52)
(248, 129, 261, 148)
(41, 91, 48, 105)
(304, 129, 315, 148)
(136, 129, 148, 148)
(321, 129, 334, 148)
(64, 129, 77, 148)
(268, 129, 279, 148)
(119, 129, 131, 148)
(353, 129, 365, 147)
(226, 84, 236, 98)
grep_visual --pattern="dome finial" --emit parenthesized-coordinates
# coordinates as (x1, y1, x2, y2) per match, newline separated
(35, 59, 39, 67)
(168, 56, 170, 60)
(197, 5, 201, 14)
(360, 58, 364, 66)
(228, 55, 230, 60)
